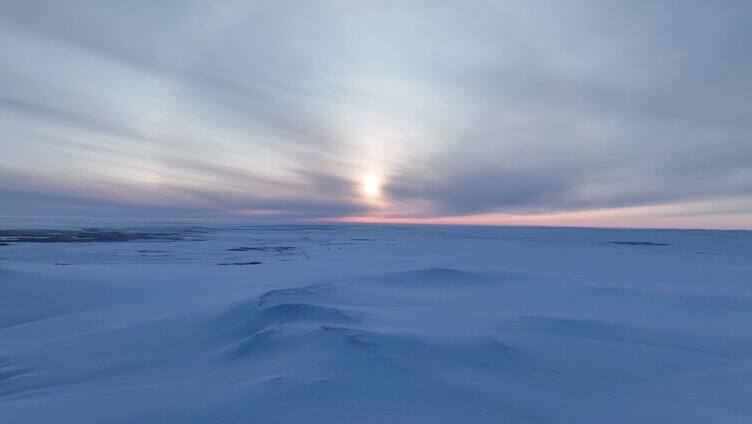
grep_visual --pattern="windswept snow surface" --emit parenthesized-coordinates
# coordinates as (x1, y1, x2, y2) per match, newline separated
(1, 221, 751, 423)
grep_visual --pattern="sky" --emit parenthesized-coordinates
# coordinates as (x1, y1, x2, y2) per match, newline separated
(1, 0, 751, 229)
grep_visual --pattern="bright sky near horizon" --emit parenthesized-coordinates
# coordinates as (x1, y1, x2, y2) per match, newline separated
(1, 1, 751, 228)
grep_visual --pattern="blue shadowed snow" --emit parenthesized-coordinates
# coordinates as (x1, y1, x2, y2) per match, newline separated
(0, 222, 751, 423)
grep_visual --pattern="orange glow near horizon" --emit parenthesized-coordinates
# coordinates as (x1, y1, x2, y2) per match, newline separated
(322, 203, 752, 230)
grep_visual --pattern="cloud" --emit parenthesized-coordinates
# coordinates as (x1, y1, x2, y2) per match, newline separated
(1, 1, 750, 227)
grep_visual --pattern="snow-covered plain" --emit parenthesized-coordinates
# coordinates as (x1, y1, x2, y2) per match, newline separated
(1, 221, 751, 423)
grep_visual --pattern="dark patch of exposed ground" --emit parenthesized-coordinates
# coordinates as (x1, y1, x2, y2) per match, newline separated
(610, 241, 669, 246)
(226, 246, 296, 252)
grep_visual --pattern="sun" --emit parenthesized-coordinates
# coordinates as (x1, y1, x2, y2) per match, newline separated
(362, 174, 381, 198)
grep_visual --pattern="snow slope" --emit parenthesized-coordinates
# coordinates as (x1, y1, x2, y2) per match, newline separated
(0, 222, 751, 423)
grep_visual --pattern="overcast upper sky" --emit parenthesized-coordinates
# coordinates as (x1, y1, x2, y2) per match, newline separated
(1, 1, 751, 228)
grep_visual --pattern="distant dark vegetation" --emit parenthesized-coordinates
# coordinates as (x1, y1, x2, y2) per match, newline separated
(0, 228, 205, 243)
